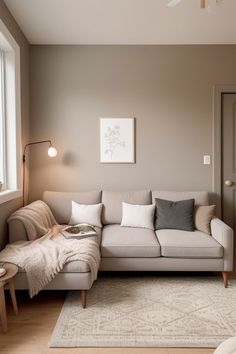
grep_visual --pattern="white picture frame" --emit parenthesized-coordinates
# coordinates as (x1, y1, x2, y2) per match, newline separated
(100, 118, 135, 163)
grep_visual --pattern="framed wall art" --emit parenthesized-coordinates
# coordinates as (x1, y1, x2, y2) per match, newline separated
(100, 118, 135, 163)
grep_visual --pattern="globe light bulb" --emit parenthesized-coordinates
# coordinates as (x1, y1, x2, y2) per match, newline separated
(48, 146, 57, 158)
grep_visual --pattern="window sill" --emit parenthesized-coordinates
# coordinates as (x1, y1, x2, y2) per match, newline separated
(0, 189, 22, 204)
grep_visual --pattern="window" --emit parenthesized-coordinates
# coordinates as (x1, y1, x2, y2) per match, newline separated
(0, 49, 5, 190)
(0, 19, 22, 204)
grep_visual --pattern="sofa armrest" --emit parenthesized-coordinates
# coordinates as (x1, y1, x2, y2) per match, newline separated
(8, 219, 28, 243)
(211, 217, 234, 272)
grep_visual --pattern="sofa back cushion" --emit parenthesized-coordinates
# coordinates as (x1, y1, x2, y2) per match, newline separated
(152, 191, 209, 206)
(43, 190, 102, 224)
(102, 190, 151, 225)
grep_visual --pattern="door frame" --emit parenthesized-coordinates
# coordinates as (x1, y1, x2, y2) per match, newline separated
(213, 85, 236, 217)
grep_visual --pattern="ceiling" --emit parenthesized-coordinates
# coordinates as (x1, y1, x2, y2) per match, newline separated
(3, 0, 236, 44)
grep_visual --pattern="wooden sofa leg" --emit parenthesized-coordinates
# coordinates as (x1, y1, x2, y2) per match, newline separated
(81, 290, 87, 308)
(222, 272, 228, 288)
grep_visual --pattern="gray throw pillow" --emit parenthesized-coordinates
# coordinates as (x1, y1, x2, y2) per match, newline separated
(155, 198, 195, 231)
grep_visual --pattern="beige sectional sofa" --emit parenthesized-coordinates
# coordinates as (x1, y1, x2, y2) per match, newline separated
(8, 190, 233, 308)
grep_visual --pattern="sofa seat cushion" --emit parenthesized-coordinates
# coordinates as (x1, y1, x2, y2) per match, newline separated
(101, 224, 161, 258)
(156, 229, 223, 258)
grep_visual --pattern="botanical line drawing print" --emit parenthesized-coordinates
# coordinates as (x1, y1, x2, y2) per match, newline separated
(100, 118, 134, 163)
(104, 125, 126, 160)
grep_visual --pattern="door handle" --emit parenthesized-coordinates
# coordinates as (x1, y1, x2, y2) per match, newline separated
(225, 180, 233, 187)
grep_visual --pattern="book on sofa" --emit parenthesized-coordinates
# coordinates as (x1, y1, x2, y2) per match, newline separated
(62, 224, 97, 240)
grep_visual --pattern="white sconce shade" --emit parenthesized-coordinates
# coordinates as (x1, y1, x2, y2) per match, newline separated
(48, 146, 58, 158)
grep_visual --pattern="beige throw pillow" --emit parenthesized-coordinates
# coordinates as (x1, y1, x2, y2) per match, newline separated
(194, 205, 215, 235)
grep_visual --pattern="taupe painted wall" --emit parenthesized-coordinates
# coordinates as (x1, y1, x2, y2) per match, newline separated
(0, 0, 29, 249)
(29, 45, 236, 201)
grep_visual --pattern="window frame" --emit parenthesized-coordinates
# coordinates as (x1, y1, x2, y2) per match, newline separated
(0, 48, 6, 191)
(0, 19, 22, 204)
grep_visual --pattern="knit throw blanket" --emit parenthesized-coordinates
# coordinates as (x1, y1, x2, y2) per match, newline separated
(0, 201, 100, 297)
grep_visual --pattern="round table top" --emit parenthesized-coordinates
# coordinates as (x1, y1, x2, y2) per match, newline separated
(0, 263, 18, 284)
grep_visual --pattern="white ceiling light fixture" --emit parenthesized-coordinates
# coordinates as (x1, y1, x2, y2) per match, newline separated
(167, 0, 221, 9)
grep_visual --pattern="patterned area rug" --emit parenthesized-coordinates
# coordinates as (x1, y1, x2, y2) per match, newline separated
(49, 275, 236, 348)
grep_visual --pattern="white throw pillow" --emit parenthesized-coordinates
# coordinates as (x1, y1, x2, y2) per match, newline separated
(121, 202, 155, 230)
(69, 201, 103, 228)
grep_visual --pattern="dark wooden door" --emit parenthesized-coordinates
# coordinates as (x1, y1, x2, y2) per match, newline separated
(222, 93, 236, 236)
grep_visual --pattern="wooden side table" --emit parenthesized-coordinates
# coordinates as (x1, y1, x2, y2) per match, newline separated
(0, 263, 18, 333)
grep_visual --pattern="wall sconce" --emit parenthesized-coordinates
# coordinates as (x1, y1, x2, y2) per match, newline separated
(23, 140, 57, 206)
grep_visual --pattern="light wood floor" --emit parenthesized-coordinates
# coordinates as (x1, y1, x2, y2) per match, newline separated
(0, 291, 215, 354)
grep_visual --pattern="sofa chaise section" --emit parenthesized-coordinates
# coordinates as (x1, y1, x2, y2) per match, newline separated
(8, 190, 102, 308)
